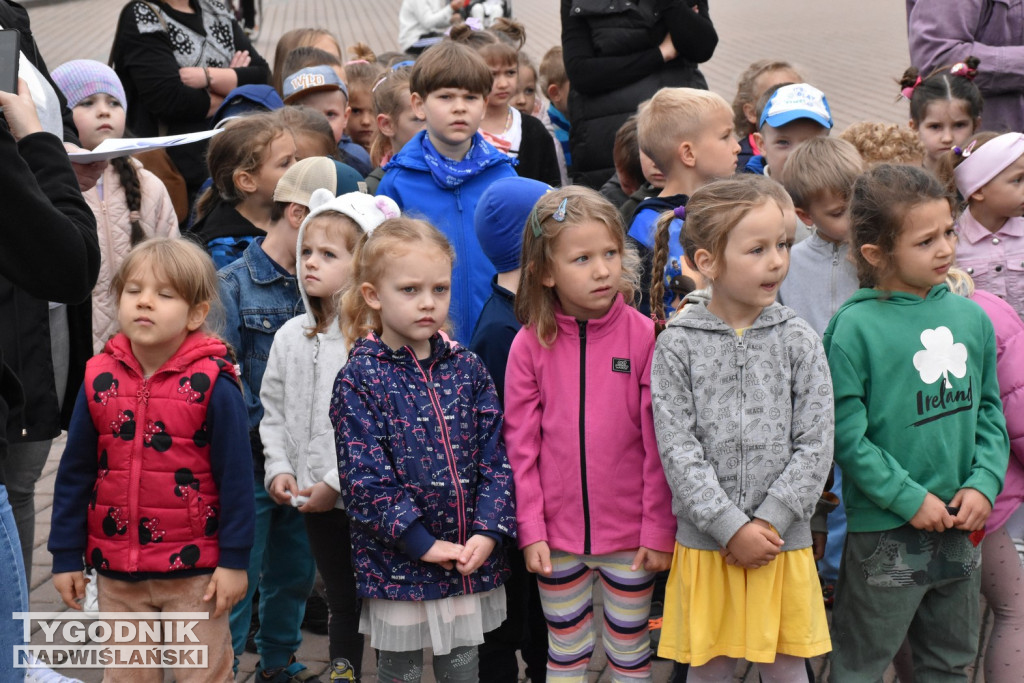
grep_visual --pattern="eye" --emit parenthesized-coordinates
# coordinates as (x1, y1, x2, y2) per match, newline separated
(750, 246, 763, 254)
(524, 86, 535, 96)
(574, 254, 589, 263)
(158, 290, 176, 299)
(605, 249, 618, 258)
(402, 286, 417, 294)
(323, 250, 336, 259)
(433, 285, 449, 294)
(946, 228, 958, 238)
(777, 241, 790, 250)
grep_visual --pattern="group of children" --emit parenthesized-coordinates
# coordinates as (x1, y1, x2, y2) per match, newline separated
(37, 10, 1024, 683)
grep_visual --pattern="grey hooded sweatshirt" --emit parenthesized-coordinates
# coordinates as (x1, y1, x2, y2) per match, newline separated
(651, 300, 834, 551)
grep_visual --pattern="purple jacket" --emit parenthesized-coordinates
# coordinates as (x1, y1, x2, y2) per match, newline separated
(907, 0, 1024, 134)
(971, 290, 1024, 532)
(331, 332, 514, 601)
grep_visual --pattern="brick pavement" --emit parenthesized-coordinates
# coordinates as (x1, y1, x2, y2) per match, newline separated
(17, 0, 969, 680)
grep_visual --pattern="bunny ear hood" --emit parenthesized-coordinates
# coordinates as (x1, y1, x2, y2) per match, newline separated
(295, 191, 402, 313)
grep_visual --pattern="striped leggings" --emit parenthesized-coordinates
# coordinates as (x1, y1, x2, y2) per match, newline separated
(537, 550, 655, 682)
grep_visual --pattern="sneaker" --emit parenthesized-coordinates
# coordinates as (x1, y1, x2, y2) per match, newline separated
(1014, 537, 1024, 569)
(259, 661, 321, 682)
(23, 655, 85, 683)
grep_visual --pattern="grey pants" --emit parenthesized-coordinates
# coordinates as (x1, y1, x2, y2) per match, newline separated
(829, 526, 981, 683)
(0, 305, 69, 582)
(376, 646, 478, 683)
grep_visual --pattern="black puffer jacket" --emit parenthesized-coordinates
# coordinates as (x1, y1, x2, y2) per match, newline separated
(561, 0, 717, 188)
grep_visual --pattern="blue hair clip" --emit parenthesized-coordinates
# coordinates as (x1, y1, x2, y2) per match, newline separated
(673, 205, 686, 220)
(553, 198, 568, 222)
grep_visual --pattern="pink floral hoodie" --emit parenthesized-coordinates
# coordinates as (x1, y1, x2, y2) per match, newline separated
(503, 294, 676, 555)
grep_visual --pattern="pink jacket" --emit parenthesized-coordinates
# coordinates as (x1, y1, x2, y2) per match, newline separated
(972, 290, 1024, 532)
(503, 295, 676, 555)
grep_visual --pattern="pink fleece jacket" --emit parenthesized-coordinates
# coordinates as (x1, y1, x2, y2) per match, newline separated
(972, 290, 1024, 532)
(503, 295, 676, 555)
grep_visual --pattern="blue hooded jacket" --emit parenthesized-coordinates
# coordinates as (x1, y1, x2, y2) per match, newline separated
(331, 332, 515, 601)
(376, 131, 517, 342)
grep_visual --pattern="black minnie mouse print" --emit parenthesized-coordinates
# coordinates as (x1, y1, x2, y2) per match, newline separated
(203, 505, 219, 536)
(169, 544, 201, 570)
(173, 468, 200, 497)
(102, 507, 128, 537)
(92, 373, 118, 405)
(90, 547, 110, 570)
(139, 517, 165, 545)
(178, 372, 212, 404)
(143, 420, 172, 452)
(193, 422, 209, 448)
(110, 410, 135, 440)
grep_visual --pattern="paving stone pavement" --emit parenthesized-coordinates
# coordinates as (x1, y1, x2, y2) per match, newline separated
(17, 1, 987, 681)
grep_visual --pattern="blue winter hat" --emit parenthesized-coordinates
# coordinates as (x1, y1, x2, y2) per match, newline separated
(212, 85, 284, 128)
(51, 59, 127, 111)
(475, 177, 552, 273)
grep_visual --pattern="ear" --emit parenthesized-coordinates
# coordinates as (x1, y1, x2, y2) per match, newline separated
(859, 243, 885, 270)
(187, 301, 210, 332)
(341, 105, 351, 129)
(286, 202, 307, 230)
(742, 102, 757, 126)
(360, 282, 382, 311)
(907, 118, 918, 132)
(794, 207, 815, 227)
(692, 248, 717, 280)
(377, 112, 396, 138)
(233, 168, 258, 195)
(973, 116, 982, 132)
(410, 92, 427, 122)
(540, 263, 555, 289)
(752, 131, 765, 153)
(546, 82, 560, 102)
(969, 187, 986, 204)
(678, 139, 697, 168)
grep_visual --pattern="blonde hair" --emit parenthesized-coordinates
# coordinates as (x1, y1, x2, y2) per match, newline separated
(448, 22, 522, 68)
(302, 213, 362, 338)
(778, 136, 866, 209)
(515, 186, 640, 346)
(839, 122, 924, 167)
(272, 29, 344, 94)
(340, 218, 455, 345)
(112, 237, 222, 335)
(345, 43, 386, 95)
(945, 266, 975, 297)
(637, 88, 732, 173)
(652, 176, 791, 335)
(732, 60, 801, 137)
(538, 45, 566, 91)
(369, 67, 412, 167)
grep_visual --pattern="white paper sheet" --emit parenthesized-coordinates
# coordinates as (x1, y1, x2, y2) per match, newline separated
(67, 128, 224, 163)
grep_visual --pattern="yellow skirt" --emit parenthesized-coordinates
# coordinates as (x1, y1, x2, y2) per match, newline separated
(657, 543, 831, 666)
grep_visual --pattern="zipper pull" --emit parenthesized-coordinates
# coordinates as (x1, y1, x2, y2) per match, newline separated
(832, 244, 839, 266)
(578, 320, 587, 340)
(137, 379, 150, 406)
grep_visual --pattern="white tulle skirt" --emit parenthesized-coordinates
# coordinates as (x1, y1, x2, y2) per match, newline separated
(359, 585, 507, 655)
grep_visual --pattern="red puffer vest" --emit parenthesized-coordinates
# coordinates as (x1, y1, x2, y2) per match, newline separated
(84, 332, 236, 574)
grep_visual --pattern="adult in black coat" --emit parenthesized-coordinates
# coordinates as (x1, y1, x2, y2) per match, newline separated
(561, 0, 718, 189)
(0, 81, 99, 678)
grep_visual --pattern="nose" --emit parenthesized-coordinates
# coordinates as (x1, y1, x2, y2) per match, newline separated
(136, 289, 153, 308)
(768, 245, 786, 269)
(420, 291, 435, 310)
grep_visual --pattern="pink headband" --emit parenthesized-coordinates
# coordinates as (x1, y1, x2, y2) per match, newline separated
(953, 133, 1024, 197)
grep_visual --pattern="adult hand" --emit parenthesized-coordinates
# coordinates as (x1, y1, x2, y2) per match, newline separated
(63, 142, 107, 192)
(179, 67, 208, 90)
(0, 79, 44, 140)
(229, 50, 251, 68)
(658, 32, 678, 62)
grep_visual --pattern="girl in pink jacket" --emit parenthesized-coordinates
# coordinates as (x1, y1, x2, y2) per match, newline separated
(503, 186, 676, 683)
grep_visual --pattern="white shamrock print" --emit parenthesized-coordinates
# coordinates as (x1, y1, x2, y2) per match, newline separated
(913, 326, 967, 389)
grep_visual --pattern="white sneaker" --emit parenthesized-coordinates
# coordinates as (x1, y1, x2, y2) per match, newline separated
(1014, 537, 1024, 569)
(82, 568, 98, 613)
(22, 655, 84, 683)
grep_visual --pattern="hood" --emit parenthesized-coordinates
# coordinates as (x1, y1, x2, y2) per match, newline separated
(295, 189, 400, 322)
(191, 201, 258, 244)
(385, 130, 515, 187)
(667, 298, 796, 332)
(105, 332, 232, 379)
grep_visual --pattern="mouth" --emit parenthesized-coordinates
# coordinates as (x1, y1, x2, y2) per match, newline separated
(134, 317, 153, 326)
(934, 263, 951, 274)
(592, 286, 612, 296)
(416, 317, 435, 325)
(760, 282, 779, 293)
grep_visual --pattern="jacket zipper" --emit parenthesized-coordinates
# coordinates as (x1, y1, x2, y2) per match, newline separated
(578, 321, 592, 555)
(306, 336, 321, 474)
(831, 243, 840, 315)
(735, 331, 746, 510)
(127, 374, 151, 572)
(412, 353, 471, 593)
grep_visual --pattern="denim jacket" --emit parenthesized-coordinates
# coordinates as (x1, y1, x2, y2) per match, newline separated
(218, 238, 303, 430)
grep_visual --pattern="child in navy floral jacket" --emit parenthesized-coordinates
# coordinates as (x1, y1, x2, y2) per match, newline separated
(330, 216, 515, 682)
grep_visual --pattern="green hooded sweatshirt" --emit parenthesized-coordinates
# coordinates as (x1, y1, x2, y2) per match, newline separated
(822, 285, 1008, 532)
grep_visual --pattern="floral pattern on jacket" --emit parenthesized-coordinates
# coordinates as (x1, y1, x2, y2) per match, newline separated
(331, 332, 515, 601)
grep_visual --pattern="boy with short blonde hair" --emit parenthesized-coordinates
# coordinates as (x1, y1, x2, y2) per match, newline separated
(628, 87, 739, 312)
(539, 46, 571, 170)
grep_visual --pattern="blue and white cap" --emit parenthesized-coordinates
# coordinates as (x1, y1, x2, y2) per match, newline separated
(759, 83, 833, 130)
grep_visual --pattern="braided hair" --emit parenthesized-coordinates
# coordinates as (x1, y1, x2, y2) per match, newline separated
(110, 155, 146, 246)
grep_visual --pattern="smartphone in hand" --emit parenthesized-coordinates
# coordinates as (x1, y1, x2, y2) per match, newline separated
(0, 30, 20, 94)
